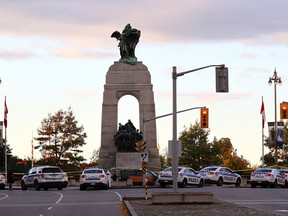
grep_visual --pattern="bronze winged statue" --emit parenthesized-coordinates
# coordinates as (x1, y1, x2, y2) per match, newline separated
(111, 24, 141, 65)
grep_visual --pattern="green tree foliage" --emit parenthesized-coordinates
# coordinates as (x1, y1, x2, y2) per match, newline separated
(178, 121, 250, 170)
(179, 122, 221, 170)
(34, 107, 87, 171)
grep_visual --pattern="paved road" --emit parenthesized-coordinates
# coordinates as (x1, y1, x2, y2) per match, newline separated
(0, 188, 124, 216)
(2, 186, 288, 215)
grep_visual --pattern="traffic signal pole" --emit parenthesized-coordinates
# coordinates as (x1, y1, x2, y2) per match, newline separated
(172, 64, 226, 192)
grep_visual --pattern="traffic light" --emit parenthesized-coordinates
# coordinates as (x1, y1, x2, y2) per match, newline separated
(135, 141, 140, 152)
(200, 108, 209, 128)
(216, 67, 229, 93)
(280, 102, 288, 119)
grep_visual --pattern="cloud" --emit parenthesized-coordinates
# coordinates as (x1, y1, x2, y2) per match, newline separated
(0, 48, 36, 59)
(1, 0, 288, 58)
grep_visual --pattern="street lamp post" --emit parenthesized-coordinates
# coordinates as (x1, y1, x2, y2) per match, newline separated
(268, 68, 282, 165)
(172, 64, 225, 192)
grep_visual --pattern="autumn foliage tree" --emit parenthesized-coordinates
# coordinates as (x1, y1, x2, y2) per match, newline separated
(178, 121, 250, 171)
(34, 107, 87, 171)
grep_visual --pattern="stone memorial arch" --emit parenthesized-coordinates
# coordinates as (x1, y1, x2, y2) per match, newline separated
(98, 61, 160, 170)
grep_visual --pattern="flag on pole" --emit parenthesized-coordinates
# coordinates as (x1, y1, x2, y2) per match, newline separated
(260, 100, 265, 128)
(4, 97, 8, 128)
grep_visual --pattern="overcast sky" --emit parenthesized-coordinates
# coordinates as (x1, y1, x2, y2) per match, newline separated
(1, 0, 288, 167)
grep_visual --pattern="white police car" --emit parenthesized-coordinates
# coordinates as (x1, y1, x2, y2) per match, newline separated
(0, 173, 6, 190)
(158, 166, 204, 188)
(21, 165, 68, 191)
(79, 167, 111, 190)
(279, 169, 288, 187)
(250, 168, 285, 188)
(198, 166, 241, 186)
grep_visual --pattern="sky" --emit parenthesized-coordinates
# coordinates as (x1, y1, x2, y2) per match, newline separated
(0, 0, 288, 167)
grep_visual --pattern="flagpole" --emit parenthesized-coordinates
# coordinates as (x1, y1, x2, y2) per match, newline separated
(4, 96, 7, 177)
(261, 96, 264, 167)
(5, 123, 7, 176)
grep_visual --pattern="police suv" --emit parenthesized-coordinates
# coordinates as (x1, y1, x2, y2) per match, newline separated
(21, 165, 68, 191)
(250, 168, 285, 188)
(198, 166, 242, 186)
(158, 166, 204, 188)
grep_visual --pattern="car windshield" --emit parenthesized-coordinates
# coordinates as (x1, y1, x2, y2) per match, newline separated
(201, 167, 217, 171)
(163, 167, 182, 172)
(42, 168, 62, 173)
(84, 169, 103, 174)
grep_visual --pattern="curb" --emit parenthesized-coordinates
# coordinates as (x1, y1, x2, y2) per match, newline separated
(124, 200, 138, 216)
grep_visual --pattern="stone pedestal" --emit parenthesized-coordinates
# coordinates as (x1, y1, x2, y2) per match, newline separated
(98, 61, 160, 170)
(116, 152, 141, 169)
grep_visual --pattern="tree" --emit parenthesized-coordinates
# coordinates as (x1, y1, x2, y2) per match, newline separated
(178, 122, 222, 170)
(0, 140, 13, 171)
(178, 121, 250, 171)
(34, 107, 87, 170)
(213, 138, 250, 170)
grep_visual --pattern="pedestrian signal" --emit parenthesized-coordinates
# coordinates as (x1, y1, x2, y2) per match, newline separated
(200, 108, 209, 128)
(280, 102, 288, 119)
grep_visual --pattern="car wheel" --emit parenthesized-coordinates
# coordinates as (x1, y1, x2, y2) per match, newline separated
(250, 182, 256, 188)
(270, 180, 277, 188)
(180, 179, 187, 188)
(217, 177, 223, 186)
(34, 181, 41, 191)
(57, 187, 63, 190)
(21, 181, 28, 190)
(235, 178, 241, 187)
(44, 186, 49, 191)
(0, 184, 5, 190)
(285, 180, 288, 188)
(80, 184, 86, 190)
(198, 179, 204, 187)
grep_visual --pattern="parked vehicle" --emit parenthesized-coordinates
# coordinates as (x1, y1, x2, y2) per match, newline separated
(250, 168, 285, 188)
(0, 173, 6, 190)
(79, 167, 111, 190)
(21, 165, 68, 191)
(158, 166, 204, 188)
(279, 169, 288, 187)
(118, 169, 158, 185)
(198, 166, 241, 186)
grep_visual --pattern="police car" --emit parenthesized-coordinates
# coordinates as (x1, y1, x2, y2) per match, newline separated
(279, 169, 288, 187)
(158, 166, 204, 188)
(250, 168, 285, 188)
(198, 166, 241, 186)
(21, 165, 68, 191)
(0, 173, 6, 189)
(79, 167, 111, 190)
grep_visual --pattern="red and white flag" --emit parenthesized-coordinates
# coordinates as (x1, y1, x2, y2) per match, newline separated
(260, 100, 265, 128)
(4, 97, 8, 128)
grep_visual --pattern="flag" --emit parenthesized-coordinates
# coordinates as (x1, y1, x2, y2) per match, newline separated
(4, 97, 8, 128)
(260, 100, 265, 128)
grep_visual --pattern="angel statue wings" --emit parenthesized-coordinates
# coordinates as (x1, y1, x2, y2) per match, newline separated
(111, 24, 141, 65)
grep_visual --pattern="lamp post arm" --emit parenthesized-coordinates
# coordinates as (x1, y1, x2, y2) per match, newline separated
(177, 64, 225, 77)
(144, 106, 206, 123)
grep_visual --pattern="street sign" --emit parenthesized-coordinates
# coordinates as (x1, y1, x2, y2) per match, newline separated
(140, 152, 148, 162)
